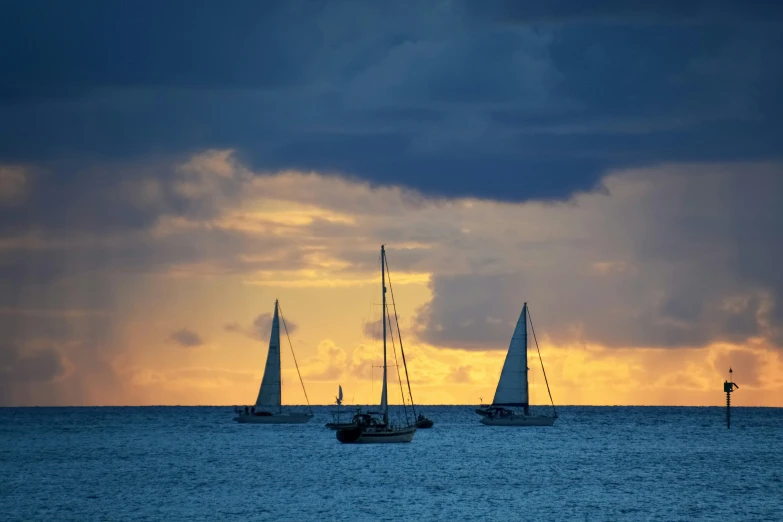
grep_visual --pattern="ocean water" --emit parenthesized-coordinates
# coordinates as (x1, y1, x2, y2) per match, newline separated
(1, 406, 781, 521)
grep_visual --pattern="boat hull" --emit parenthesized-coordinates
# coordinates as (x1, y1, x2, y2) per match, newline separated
(480, 415, 556, 426)
(336, 425, 417, 443)
(234, 413, 313, 424)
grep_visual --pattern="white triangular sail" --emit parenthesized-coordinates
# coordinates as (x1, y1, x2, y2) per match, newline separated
(255, 300, 282, 409)
(492, 303, 529, 406)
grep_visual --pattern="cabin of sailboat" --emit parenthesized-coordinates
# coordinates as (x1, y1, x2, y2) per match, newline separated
(336, 245, 418, 443)
(234, 300, 313, 424)
(476, 302, 557, 426)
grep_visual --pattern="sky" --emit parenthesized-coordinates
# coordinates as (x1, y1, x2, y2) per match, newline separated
(1, 1, 782, 407)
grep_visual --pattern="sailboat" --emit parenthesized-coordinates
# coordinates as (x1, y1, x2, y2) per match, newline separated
(336, 245, 417, 443)
(325, 385, 362, 430)
(233, 300, 313, 424)
(476, 302, 558, 426)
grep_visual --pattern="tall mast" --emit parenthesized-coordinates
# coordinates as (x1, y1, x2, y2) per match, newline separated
(381, 245, 389, 425)
(523, 302, 529, 415)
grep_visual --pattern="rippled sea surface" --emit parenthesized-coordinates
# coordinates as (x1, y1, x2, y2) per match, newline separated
(1, 406, 781, 521)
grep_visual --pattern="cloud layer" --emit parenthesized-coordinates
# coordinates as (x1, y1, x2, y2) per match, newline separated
(2, 1, 781, 201)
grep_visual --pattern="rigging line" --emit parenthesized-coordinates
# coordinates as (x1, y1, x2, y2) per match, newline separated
(355, 252, 381, 407)
(278, 302, 312, 414)
(527, 305, 557, 417)
(383, 254, 417, 418)
(387, 309, 411, 425)
(384, 269, 409, 423)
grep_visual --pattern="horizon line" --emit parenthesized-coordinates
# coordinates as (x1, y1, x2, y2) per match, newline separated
(0, 404, 778, 408)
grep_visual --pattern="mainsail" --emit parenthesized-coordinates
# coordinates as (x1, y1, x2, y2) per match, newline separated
(492, 303, 529, 407)
(255, 300, 282, 409)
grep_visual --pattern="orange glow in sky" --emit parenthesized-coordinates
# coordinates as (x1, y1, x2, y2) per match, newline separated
(3, 152, 781, 407)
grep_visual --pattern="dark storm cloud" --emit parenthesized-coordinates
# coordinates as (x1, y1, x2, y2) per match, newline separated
(0, 153, 251, 237)
(2, 1, 781, 202)
(414, 165, 783, 351)
(0, 344, 66, 383)
(413, 274, 525, 350)
(0, 343, 67, 404)
(166, 328, 204, 348)
(0, 279, 123, 406)
(0, 153, 311, 286)
(415, 272, 774, 351)
(479, 0, 783, 25)
(0, 222, 283, 286)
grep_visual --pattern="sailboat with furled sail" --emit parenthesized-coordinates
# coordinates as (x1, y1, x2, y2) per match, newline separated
(233, 300, 313, 424)
(476, 302, 558, 426)
(336, 245, 417, 443)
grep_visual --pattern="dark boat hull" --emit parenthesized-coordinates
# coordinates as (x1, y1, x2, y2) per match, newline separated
(336, 425, 363, 443)
(234, 413, 312, 424)
(336, 425, 416, 444)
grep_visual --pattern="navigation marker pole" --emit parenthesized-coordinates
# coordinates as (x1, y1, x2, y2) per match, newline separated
(724, 367, 739, 429)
